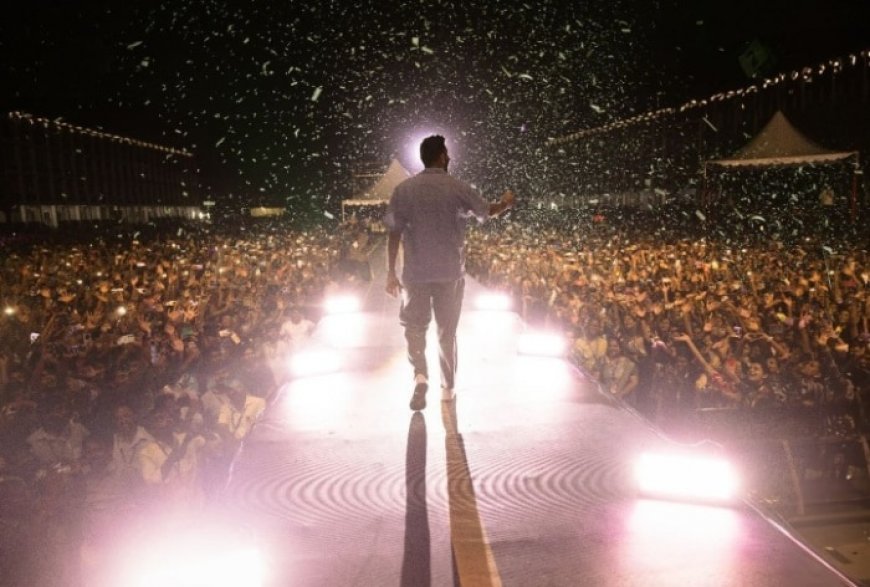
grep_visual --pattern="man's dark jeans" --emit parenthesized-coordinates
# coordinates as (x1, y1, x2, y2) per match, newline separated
(399, 278, 465, 390)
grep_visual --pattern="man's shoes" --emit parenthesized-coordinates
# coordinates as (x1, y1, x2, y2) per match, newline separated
(441, 387, 456, 401)
(410, 377, 428, 411)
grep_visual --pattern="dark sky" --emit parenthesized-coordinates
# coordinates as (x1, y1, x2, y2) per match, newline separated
(1, 0, 868, 211)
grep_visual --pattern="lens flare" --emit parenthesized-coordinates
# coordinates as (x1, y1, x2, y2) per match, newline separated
(474, 292, 512, 311)
(132, 547, 265, 587)
(323, 294, 361, 315)
(289, 348, 343, 377)
(517, 331, 566, 357)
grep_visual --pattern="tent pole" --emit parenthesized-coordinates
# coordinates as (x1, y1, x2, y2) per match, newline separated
(851, 153, 860, 224)
(702, 163, 709, 236)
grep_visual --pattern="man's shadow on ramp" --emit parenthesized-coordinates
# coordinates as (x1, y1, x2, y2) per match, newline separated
(401, 412, 431, 587)
(402, 401, 498, 587)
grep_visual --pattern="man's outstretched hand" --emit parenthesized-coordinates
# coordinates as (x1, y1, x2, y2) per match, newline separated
(386, 271, 403, 298)
(501, 189, 516, 208)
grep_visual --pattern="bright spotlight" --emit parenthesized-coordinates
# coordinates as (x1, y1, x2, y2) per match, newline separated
(517, 331, 565, 357)
(323, 294, 361, 315)
(405, 131, 436, 170)
(290, 348, 343, 377)
(634, 451, 740, 503)
(3, 306, 15, 316)
(116, 306, 127, 316)
(403, 129, 457, 171)
(474, 292, 512, 311)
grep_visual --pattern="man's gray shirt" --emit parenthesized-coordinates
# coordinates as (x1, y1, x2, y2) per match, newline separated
(385, 168, 489, 284)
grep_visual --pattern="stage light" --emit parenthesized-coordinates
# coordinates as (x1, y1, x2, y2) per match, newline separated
(517, 331, 566, 357)
(130, 547, 265, 587)
(323, 294, 361, 315)
(289, 348, 343, 377)
(98, 512, 270, 587)
(319, 313, 367, 348)
(116, 306, 127, 316)
(634, 451, 740, 503)
(474, 292, 512, 311)
(3, 306, 15, 316)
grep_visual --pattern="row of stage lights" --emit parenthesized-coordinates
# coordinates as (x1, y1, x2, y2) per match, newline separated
(297, 291, 740, 504)
(549, 47, 870, 145)
(103, 288, 739, 586)
(6, 111, 193, 157)
(291, 292, 570, 378)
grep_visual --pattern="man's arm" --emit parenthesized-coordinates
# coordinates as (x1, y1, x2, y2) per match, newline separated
(386, 231, 402, 297)
(488, 201, 511, 217)
(387, 231, 401, 275)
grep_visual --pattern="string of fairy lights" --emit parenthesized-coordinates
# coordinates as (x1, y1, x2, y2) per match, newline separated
(547, 47, 870, 146)
(6, 111, 193, 158)
(8, 47, 868, 159)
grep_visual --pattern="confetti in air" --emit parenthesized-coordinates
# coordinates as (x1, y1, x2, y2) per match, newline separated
(72, 0, 672, 218)
(6, 0, 861, 223)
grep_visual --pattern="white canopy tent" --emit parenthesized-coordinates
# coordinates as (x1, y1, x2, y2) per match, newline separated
(342, 158, 411, 222)
(703, 111, 860, 218)
(706, 111, 857, 168)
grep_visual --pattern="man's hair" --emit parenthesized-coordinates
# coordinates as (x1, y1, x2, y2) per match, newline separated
(420, 135, 446, 167)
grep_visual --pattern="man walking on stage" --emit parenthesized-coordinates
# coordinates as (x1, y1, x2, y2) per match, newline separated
(385, 135, 516, 411)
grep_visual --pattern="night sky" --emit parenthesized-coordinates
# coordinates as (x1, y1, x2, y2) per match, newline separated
(1, 0, 868, 214)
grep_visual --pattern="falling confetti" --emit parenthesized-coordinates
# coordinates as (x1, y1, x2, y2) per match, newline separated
(5, 0, 860, 226)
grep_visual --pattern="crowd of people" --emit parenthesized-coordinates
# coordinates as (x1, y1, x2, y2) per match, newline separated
(0, 219, 355, 585)
(0, 198, 868, 582)
(465, 204, 869, 505)
(467, 210, 870, 435)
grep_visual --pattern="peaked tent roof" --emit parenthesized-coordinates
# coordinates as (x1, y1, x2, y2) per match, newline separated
(708, 111, 856, 167)
(344, 158, 411, 205)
